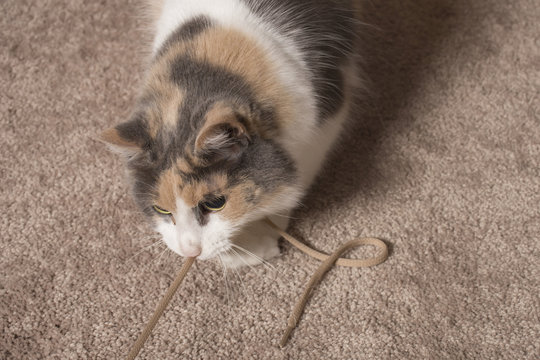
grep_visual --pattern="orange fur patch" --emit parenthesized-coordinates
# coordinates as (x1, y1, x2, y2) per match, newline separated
(180, 181, 209, 208)
(176, 158, 193, 174)
(180, 172, 229, 207)
(100, 128, 139, 149)
(160, 84, 184, 128)
(147, 26, 293, 137)
(144, 78, 185, 138)
(157, 163, 230, 209)
(220, 181, 258, 221)
(156, 168, 180, 213)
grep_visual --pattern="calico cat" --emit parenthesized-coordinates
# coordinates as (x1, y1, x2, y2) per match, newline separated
(101, 0, 360, 268)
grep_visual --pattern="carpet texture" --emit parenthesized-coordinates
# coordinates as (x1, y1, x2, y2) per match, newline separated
(1, 0, 539, 359)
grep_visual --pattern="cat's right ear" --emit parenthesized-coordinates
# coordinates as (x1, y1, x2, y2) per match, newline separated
(99, 127, 141, 159)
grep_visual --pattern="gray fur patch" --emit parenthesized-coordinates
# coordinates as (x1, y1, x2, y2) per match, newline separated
(243, 0, 356, 121)
(168, 55, 278, 155)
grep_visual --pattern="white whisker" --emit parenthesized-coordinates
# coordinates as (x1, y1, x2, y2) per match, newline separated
(267, 212, 300, 220)
(125, 238, 163, 263)
(132, 244, 166, 277)
(227, 250, 247, 295)
(217, 253, 231, 304)
(231, 244, 277, 272)
(154, 246, 169, 267)
(228, 248, 258, 272)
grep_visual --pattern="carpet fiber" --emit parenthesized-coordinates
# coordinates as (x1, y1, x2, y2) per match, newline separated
(1, 1, 539, 359)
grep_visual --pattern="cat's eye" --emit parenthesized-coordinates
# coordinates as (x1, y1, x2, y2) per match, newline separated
(201, 196, 226, 212)
(153, 205, 171, 215)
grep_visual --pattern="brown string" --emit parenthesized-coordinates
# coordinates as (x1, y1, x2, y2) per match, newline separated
(126, 257, 195, 360)
(125, 219, 388, 359)
(263, 219, 388, 346)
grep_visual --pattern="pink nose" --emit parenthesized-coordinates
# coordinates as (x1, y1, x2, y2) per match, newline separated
(179, 243, 201, 257)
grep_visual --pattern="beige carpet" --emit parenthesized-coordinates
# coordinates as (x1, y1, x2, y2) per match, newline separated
(1, 0, 539, 359)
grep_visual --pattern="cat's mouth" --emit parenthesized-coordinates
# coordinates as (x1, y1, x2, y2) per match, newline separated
(166, 239, 258, 269)
(161, 235, 232, 261)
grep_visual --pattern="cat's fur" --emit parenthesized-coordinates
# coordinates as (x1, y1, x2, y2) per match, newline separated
(101, 0, 360, 267)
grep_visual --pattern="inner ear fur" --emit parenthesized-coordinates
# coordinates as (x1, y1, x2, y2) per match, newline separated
(194, 103, 251, 162)
(99, 127, 140, 158)
(99, 115, 149, 159)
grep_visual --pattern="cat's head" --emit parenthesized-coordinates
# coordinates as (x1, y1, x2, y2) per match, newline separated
(101, 94, 299, 260)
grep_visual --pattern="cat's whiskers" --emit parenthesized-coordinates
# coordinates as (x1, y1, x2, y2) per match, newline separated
(266, 212, 300, 220)
(216, 253, 231, 305)
(125, 238, 163, 264)
(132, 243, 167, 277)
(226, 250, 247, 295)
(131, 233, 161, 241)
(140, 234, 162, 241)
(161, 247, 176, 268)
(231, 243, 274, 268)
(230, 243, 277, 273)
(227, 247, 258, 273)
(154, 246, 170, 267)
(230, 245, 287, 290)
(124, 233, 161, 247)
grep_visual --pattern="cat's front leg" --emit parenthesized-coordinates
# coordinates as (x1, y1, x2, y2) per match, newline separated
(220, 214, 290, 268)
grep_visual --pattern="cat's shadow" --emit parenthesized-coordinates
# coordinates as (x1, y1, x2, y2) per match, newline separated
(291, 0, 477, 240)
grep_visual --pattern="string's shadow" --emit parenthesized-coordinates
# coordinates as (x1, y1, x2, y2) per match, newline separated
(294, 1, 474, 225)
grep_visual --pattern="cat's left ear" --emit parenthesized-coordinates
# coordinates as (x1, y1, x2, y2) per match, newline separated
(99, 127, 141, 158)
(99, 125, 147, 160)
(194, 104, 251, 162)
(99, 114, 150, 159)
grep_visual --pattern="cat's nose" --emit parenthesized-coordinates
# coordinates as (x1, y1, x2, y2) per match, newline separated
(179, 242, 201, 257)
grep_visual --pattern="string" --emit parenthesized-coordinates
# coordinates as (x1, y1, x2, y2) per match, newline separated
(263, 219, 388, 346)
(125, 219, 388, 359)
(126, 257, 195, 360)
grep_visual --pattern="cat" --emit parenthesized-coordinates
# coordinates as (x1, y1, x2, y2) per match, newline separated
(101, 0, 361, 268)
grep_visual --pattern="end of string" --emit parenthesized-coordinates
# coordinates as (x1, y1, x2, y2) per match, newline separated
(279, 326, 294, 348)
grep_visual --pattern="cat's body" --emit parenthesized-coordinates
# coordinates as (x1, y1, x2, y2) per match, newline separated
(102, 0, 360, 267)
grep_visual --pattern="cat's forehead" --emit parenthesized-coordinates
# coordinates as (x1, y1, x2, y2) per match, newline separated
(155, 162, 229, 209)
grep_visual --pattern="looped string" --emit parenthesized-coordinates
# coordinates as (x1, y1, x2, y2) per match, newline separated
(263, 219, 388, 347)
(125, 219, 388, 359)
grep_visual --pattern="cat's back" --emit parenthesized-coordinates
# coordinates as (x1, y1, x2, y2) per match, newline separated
(136, 0, 360, 189)
(151, 0, 359, 124)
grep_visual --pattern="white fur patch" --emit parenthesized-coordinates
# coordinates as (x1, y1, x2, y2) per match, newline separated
(155, 220, 178, 253)
(156, 196, 236, 259)
(199, 214, 234, 260)
(155, 187, 300, 263)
